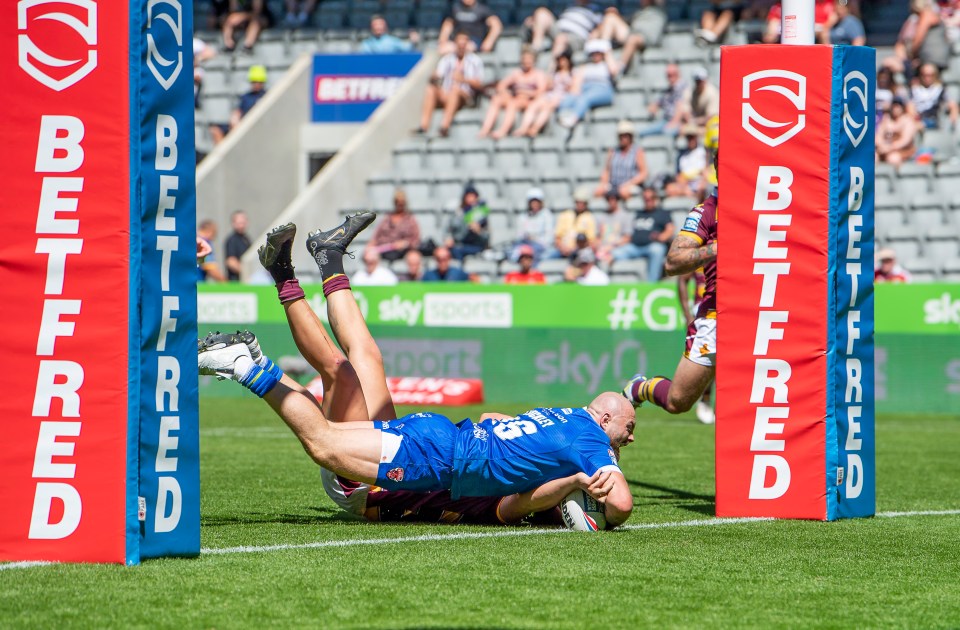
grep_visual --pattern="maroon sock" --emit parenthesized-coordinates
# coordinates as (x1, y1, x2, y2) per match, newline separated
(652, 378, 672, 409)
(276, 278, 305, 304)
(322, 273, 350, 297)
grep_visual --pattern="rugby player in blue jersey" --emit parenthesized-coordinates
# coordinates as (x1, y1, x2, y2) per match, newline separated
(200, 216, 634, 526)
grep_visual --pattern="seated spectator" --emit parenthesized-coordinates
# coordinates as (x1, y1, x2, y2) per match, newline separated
(419, 32, 484, 137)
(439, 0, 502, 54)
(478, 49, 548, 139)
(511, 188, 555, 261)
(909, 63, 959, 129)
(679, 67, 720, 135)
(597, 1, 667, 71)
(696, 1, 747, 46)
(875, 248, 912, 283)
(361, 15, 420, 53)
(884, 0, 950, 78)
(398, 249, 424, 282)
(595, 191, 634, 264)
(197, 219, 227, 282)
(354, 249, 399, 286)
(564, 248, 609, 285)
(193, 38, 217, 109)
(527, 0, 604, 57)
(423, 247, 470, 282)
(665, 125, 709, 199)
(369, 189, 421, 262)
(639, 63, 686, 138)
(876, 97, 919, 166)
(222, 0, 273, 53)
(210, 65, 267, 145)
(224, 210, 251, 282)
(821, 0, 866, 46)
(876, 67, 909, 126)
(941, 0, 960, 44)
(557, 39, 620, 129)
(504, 245, 547, 284)
(206, 0, 230, 31)
(551, 186, 598, 259)
(282, 0, 316, 29)
(445, 184, 490, 260)
(595, 120, 648, 200)
(612, 186, 674, 282)
(513, 51, 575, 137)
(763, 0, 834, 44)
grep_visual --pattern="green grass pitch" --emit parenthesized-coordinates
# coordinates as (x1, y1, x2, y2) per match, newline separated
(2, 399, 959, 628)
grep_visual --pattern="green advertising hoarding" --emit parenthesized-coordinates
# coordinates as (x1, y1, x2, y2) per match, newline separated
(198, 283, 960, 414)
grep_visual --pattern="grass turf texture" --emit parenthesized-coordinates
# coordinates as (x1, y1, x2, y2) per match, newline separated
(2, 399, 958, 628)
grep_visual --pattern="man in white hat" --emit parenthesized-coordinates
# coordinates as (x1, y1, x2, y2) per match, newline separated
(680, 66, 719, 135)
(564, 247, 609, 285)
(595, 119, 648, 200)
(512, 187, 555, 261)
(551, 185, 598, 259)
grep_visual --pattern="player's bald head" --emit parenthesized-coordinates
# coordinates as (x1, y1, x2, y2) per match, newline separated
(588, 392, 635, 419)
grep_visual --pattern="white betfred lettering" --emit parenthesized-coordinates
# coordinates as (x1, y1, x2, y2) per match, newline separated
(753, 262, 790, 308)
(156, 175, 179, 232)
(32, 360, 84, 417)
(35, 116, 84, 173)
(156, 417, 180, 473)
(846, 215, 863, 259)
(157, 296, 179, 352)
(749, 455, 791, 500)
(156, 356, 180, 412)
(753, 166, 794, 211)
(36, 177, 83, 234)
(750, 359, 791, 404)
(841, 167, 865, 501)
(36, 300, 81, 356)
(155, 476, 182, 533)
(754, 311, 788, 355)
(155, 114, 178, 171)
(845, 358, 862, 403)
(848, 166, 864, 213)
(845, 407, 862, 450)
(846, 263, 861, 308)
(846, 453, 863, 499)
(157, 235, 178, 292)
(28, 482, 82, 539)
(32, 422, 82, 478)
(753, 214, 793, 259)
(35, 238, 83, 295)
(846, 310, 861, 355)
(750, 408, 788, 451)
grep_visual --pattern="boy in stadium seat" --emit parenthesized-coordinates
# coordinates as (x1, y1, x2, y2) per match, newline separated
(199, 215, 631, 525)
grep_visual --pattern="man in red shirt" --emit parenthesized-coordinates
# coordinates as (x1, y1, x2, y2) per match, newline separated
(504, 245, 547, 284)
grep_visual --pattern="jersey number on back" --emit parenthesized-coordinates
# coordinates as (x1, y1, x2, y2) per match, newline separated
(493, 420, 538, 440)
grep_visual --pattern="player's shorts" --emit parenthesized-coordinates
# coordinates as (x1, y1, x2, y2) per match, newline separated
(684, 314, 717, 367)
(374, 413, 459, 493)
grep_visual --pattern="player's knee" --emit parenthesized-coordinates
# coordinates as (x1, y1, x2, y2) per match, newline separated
(668, 393, 696, 414)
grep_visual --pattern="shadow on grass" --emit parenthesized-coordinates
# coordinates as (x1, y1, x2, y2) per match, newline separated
(628, 479, 716, 516)
(201, 506, 358, 527)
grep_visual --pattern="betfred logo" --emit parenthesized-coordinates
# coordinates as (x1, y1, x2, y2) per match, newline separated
(146, 0, 184, 91)
(843, 71, 870, 147)
(741, 69, 806, 147)
(18, 0, 98, 91)
(314, 76, 404, 104)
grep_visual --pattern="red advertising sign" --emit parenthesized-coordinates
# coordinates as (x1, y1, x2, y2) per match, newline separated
(0, 1, 131, 561)
(308, 376, 485, 407)
(716, 46, 833, 519)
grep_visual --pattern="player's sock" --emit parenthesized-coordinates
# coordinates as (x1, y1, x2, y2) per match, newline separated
(318, 250, 351, 297)
(234, 355, 283, 397)
(258, 355, 283, 380)
(276, 278, 305, 304)
(650, 378, 671, 409)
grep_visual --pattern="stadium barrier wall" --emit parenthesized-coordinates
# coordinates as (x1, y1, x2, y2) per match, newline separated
(196, 283, 959, 414)
(2, 1, 199, 564)
(717, 45, 876, 520)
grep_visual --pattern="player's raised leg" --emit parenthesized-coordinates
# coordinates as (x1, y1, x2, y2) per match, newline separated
(625, 359, 715, 418)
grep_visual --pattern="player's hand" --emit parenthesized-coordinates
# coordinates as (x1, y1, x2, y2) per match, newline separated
(196, 237, 212, 261)
(580, 470, 616, 503)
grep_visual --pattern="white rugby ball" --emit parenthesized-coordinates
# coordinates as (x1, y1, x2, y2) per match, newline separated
(561, 489, 606, 531)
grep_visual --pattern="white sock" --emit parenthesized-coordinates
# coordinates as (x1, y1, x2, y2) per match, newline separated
(233, 355, 255, 382)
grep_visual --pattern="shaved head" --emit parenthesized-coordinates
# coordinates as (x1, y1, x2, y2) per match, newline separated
(589, 392, 634, 418)
(587, 392, 637, 449)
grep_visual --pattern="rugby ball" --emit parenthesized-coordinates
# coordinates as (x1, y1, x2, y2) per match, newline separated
(560, 489, 606, 531)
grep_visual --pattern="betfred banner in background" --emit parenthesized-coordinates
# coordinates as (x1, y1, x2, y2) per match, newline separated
(0, 0, 198, 564)
(311, 53, 421, 122)
(716, 45, 875, 520)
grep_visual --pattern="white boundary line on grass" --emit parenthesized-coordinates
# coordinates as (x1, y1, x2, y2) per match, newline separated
(3, 509, 958, 570)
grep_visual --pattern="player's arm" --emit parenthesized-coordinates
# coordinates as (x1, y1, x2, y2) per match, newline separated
(498, 470, 615, 523)
(602, 470, 633, 527)
(664, 234, 716, 277)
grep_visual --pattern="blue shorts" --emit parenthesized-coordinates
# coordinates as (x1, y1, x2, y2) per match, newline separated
(375, 413, 459, 493)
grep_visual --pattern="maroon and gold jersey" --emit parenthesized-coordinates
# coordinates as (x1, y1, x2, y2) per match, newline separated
(364, 487, 563, 526)
(679, 194, 718, 319)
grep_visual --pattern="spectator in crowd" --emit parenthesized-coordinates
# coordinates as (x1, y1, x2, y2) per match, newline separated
(909, 63, 959, 129)
(439, 0, 502, 54)
(695, 1, 746, 46)
(527, 0, 604, 57)
(822, 0, 866, 46)
(205, 0, 230, 31)
(512, 187, 555, 261)
(596, 1, 667, 71)
(222, 0, 273, 53)
(224, 210, 251, 282)
(665, 125, 709, 200)
(398, 249, 424, 282)
(197, 219, 227, 282)
(941, 0, 960, 44)
(595, 120, 648, 200)
(419, 31, 484, 137)
(874, 248, 912, 283)
(552, 186, 598, 259)
(478, 49, 548, 139)
(513, 51, 575, 137)
(557, 39, 620, 129)
(423, 246, 470, 282)
(884, 0, 950, 77)
(876, 67, 909, 126)
(504, 245, 547, 284)
(445, 184, 490, 260)
(282, 0, 317, 29)
(679, 67, 720, 135)
(193, 38, 217, 109)
(595, 191, 634, 264)
(564, 248, 609, 285)
(361, 15, 420, 53)
(353, 249, 399, 286)
(210, 65, 268, 145)
(640, 63, 686, 138)
(876, 97, 919, 166)
(369, 189, 421, 262)
(612, 186, 674, 282)
(763, 0, 834, 44)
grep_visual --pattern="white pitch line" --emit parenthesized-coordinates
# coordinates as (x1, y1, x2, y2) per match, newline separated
(3, 510, 958, 570)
